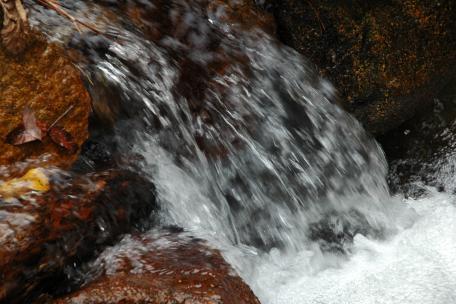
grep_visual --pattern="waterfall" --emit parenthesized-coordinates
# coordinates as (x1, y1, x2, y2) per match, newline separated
(27, 1, 456, 303)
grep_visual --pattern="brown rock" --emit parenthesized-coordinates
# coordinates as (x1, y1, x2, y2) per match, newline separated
(270, 0, 456, 134)
(0, 31, 91, 170)
(0, 170, 156, 303)
(54, 232, 260, 304)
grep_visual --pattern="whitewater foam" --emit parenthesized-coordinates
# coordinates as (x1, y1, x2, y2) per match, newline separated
(232, 190, 455, 304)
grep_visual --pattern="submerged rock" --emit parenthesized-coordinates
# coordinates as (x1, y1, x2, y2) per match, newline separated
(270, 0, 456, 134)
(0, 31, 91, 170)
(54, 231, 260, 304)
(0, 170, 156, 303)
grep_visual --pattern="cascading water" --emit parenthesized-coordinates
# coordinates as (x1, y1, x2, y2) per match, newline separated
(26, 1, 456, 303)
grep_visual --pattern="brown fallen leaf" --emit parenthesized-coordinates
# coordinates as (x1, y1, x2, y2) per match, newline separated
(6, 105, 78, 153)
(49, 126, 78, 154)
(6, 106, 46, 145)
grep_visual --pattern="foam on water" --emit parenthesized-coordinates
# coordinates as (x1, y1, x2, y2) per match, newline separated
(245, 191, 456, 304)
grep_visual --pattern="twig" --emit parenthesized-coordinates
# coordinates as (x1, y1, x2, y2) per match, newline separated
(36, 0, 107, 36)
(48, 104, 75, 131)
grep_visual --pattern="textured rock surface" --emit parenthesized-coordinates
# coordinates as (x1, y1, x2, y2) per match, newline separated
(270, 0, 456, 134)
(0, 170, 156, 303)
(54, 231, 260, 304)
(0, 31, 91, 170)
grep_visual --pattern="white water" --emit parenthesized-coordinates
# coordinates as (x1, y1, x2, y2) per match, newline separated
(250, 192, 456, 304)
(139, 133, 456, 304)
(27, 1, 456, 303)
(142, 136, 456, 304)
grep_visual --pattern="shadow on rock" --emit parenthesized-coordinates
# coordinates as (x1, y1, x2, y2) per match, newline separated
(0, 169, 157, 303)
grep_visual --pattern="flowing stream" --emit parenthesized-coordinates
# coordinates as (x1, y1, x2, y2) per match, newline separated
(27, 1, 456, 303)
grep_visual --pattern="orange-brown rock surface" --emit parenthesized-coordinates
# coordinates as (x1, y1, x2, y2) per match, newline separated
(54, 232, 260, 304)
(0, 31, 91, 171)
(0, 170, 156, 304)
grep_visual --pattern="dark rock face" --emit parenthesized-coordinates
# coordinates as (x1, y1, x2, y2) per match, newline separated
(378, 87, 456, 196)
(270, 0, 456, 134)
(54, 231, 260, 304)
(0, 170, 156, 303)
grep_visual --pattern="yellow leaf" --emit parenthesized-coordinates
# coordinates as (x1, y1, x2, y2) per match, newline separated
(0, 168, 50, 199)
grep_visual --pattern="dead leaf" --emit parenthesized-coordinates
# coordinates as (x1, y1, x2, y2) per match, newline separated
(5, 105, 77, 153)
(49, 126, 78, 154)
(6, 106, 46, 145)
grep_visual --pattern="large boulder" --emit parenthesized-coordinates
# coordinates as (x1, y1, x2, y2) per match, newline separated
(0, 169, 156, 303)
(270, 0, 456, 134)
(54, 231, 260, 304)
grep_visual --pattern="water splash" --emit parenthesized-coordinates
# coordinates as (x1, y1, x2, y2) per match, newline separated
(28, 0, 398, 250)
(244, 190, 456, 304)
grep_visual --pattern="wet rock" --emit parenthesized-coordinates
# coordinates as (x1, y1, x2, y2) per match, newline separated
(309, 210, 384, 253)
(0, 31, 91, 170)
(270, 0, 456, 134)
(0, 170, 156, 303)
(54, 231, 260, 304)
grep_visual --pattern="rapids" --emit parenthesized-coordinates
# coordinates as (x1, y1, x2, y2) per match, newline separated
(26, 1, 456, 303)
